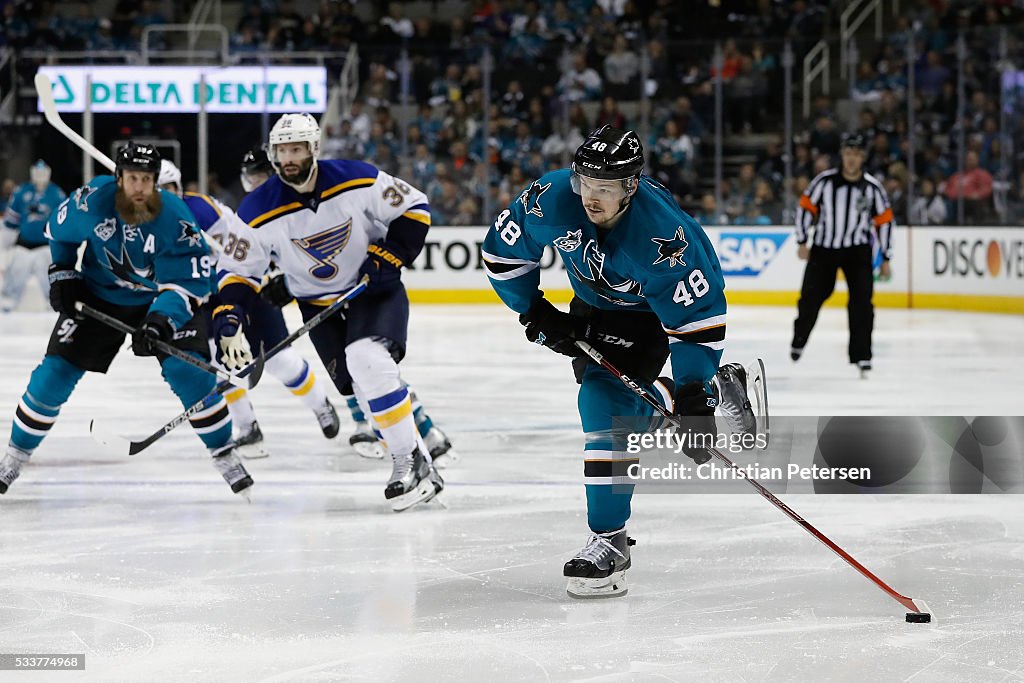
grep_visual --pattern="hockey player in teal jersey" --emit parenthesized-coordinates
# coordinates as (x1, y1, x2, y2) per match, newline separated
(1, 160, 66, 311)
(483, 126, 755, 597)
(0, 142, 253, 497)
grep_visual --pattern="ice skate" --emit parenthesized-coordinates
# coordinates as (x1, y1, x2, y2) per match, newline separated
(234, 420, 270, 460)
(211, 447, 254, 499)
(424, 425, 458, 469)
(349, 420, 386, 459)
(746, 358, 770, 446)
(385, 447, 442, 512)
(714, 363, 756, 439)
(564, 527, 635, 598)
(0, 446, 30, 494)
(315, 399, 340, 439)
(857, 360, 871, 379)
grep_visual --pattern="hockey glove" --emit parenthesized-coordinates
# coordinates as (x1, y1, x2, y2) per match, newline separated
(212, 304, 253, 371)
(260, 271, 294, 307)
(132, 312, 175, 358)
(357, 242, 404, 292)
(47, 264, 84, 315)
(672, 380, 719, 465)
(519, 297, 586, 358)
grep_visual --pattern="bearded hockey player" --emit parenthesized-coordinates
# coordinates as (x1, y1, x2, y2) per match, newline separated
(215, 113, 443, 511)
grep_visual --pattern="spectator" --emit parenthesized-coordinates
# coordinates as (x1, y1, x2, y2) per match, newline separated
(594, 96, 628, 130)
(649, 119, 695, 197)
(557, 52, 602, 102)
(808, 116, 840, 159)
(695, 193, 727, 226)
(346, 100, 372, 144)
(910, 178, 948, 225)
(945, 150, 994, 221)
(603, 33, 640, 100)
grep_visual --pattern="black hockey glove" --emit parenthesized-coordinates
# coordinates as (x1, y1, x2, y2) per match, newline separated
(47, 264, 84, 315)
(132, 312, 175, 358)
(673, 380, 719, 465)
(260, 271, 294, 307)
(357, 242, 404, 293)
(519, 297, 586, 358)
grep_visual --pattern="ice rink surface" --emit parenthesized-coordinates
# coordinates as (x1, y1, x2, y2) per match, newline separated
(1, 303, 1023, 682)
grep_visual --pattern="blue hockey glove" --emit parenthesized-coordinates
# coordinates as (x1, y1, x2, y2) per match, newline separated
(357, 242, 404, 292)
(212, 304, 253, 371)
(672, 380, 719, 465)
(47, 264, 84, 315)
(519, 297, 586, 358)
(132, 312, 175, 358)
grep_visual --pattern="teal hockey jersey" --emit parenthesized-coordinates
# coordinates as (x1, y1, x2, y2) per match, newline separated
(483, 170, 726, 385)
(46, 175, 214, 327)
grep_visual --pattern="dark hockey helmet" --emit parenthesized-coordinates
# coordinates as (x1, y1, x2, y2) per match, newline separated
(572, 125, 644, 188)
(241, 145, 273, 176)
(115, 141, 161, 177)
(240, 144, 274, 192)
(840, 132, 867, 150)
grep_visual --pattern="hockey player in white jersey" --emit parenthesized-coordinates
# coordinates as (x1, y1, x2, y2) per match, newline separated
(157, 160, 340, 459)
(236, 146, 458, 467)
(215, 114, 443, 511)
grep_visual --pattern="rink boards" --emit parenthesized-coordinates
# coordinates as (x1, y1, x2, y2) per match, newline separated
(402, 225, 1024, 314)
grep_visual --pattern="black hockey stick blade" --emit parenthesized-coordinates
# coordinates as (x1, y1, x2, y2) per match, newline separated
(240, 343, 266, 390)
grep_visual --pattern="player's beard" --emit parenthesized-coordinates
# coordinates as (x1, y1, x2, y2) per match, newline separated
(280, 157, 314, 186)
(115, 187, 163, 225)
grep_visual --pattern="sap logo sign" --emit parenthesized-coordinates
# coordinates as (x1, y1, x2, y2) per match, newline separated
(717, 233, 789, 276)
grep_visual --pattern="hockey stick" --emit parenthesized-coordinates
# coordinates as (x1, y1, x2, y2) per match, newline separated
(90, 276, 369, 456)
(35, 72, 116, 172)
(575, 340, 930, 619)
(76, 302, 264, 389)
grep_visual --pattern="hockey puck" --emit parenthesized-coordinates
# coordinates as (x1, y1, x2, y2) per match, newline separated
(906, 612, 931, 623)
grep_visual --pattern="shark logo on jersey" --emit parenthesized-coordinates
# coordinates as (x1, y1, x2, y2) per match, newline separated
(94, 217, 117, 241)
(518, 181, 551, 218)
(553, 229, 583, 253)
(651, 227, 689, 268)
(177, 220, 204, 248)
(74, 185, 97, 212)
(292, 220, 353, 280)
(102, 243, 155, 291)
(569, 239, 643, 305)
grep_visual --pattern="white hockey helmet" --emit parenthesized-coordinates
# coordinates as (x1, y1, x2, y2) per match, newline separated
(157, 159, 183, 196)
(268, 113, 321, 186)
(29, 159, 51, 187)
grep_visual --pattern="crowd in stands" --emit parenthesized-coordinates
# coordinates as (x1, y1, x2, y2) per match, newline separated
(6, 0, 1024, 225)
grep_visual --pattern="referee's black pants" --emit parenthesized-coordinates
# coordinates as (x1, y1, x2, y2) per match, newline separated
(792, 244, 874, 364)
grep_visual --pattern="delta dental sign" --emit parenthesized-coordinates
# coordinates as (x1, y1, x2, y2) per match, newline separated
(36, 66, 327, 113)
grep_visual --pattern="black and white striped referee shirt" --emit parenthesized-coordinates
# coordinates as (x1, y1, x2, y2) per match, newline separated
(796, 169, 894, 260)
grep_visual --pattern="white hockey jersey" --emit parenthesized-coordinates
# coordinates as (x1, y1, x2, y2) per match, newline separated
(220, 159, 430, 302)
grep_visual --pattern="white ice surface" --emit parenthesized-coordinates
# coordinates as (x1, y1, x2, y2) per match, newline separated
(1, 304, 1023, 682)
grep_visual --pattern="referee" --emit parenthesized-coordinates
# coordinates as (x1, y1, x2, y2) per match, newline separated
(790, 132, 894, 378)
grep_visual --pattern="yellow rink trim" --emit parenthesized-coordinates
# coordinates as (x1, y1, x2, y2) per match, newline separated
(405, 288, 1024, 313)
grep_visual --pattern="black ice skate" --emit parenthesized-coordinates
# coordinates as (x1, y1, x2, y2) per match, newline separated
(385, 447, 442, 512)
(315, 399, 340, 439)
(211, 447, 254, 499)
(349, 420, 385, 459)
(564, 528, 635, 598)
(234, 420, 270, 460)
(424, 426, 459, 469)
(715, 363, 756, 438)
(0, 446, 30, 494)
(857, 360, 872, 379)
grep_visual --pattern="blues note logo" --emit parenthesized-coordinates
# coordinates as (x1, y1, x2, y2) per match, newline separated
(292, 220, 353, 280)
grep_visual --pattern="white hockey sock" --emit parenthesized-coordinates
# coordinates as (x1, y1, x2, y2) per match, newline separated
(347, 338, 418, 456)
(224, 387, 257, 428)
(267, 350, 329, 412)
